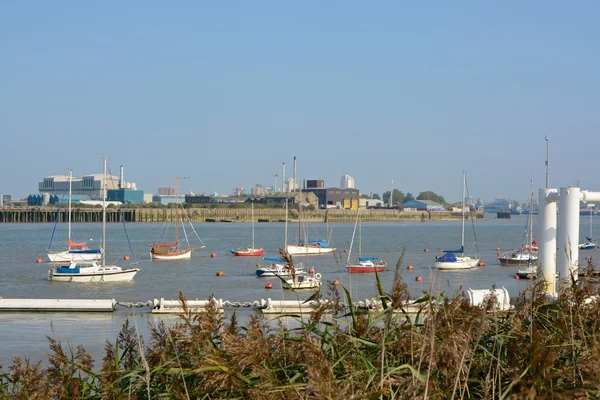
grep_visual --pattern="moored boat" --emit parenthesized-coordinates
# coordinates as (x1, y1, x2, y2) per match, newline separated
(284, 272, 322, 290)
(346, 257, 387, 273)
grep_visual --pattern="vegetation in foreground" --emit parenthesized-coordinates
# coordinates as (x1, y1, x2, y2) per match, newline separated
(2, 259, 600, 399)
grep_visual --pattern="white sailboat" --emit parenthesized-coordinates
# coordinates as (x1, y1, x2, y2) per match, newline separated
(48, 157, 140, 282)
(286, 198, 335, 256)
(434, 170, 480, 270)
(46, 169, 102, 263)
(579, 205, 597, 250)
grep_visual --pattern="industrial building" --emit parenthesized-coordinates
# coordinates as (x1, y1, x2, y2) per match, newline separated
(402, 200, 445, 211)
(302, 187, 360, 210)
(36, 165, 144, 204)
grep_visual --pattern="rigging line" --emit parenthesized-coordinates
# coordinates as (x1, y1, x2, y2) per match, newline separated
(464, 176, 479, 255)
(47, 186, 68, 249)
(119, 207, 136, 260)
(185, 211, 205, 246)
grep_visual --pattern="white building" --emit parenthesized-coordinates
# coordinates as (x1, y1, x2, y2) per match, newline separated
(38, 167, 136, 199)
(340, 174, 355, 189)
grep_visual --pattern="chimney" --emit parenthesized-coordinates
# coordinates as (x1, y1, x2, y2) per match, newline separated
(119, 165, 124, 189)
(293, 156, 296, 192)
(282, 162, 286, 192)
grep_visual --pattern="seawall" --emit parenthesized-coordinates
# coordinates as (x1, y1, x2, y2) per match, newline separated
(0, 207, 484, 223)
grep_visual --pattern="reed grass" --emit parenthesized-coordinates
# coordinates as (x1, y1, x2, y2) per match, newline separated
(2, 258, 600, 398)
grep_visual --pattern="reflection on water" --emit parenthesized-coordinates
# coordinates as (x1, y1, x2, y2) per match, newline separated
(0, 216, 597, 364)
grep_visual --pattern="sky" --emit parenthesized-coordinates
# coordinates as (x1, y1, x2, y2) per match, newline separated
(1, 2, 599, 204)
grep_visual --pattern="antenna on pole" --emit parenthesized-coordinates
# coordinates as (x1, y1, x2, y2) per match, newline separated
(545, 136, 549, 188)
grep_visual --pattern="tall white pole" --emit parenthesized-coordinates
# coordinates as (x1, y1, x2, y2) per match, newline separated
(68, 169, 72, 249)
(461, 170, 466, 254)
(539, 188, 558, 294)
(102, 157, 107, 267)
(282, 163, 286, 192)
(557, 186, 581, 288)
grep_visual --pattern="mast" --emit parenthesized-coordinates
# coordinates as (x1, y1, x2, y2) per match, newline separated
(284, 195, 288, 248)
(251, 202, 255, 248)
(102, 157, 107, 267)
(175, 174, 180, 250)
(545, 136, 549, 189)
(347, 207, 360, 263)
(528, 179, 534, 258)
(68, 169, 72, 250)
(461, 170, 466, 255)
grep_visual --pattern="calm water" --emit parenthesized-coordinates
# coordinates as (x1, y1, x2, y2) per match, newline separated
(0, 216, 597, 365)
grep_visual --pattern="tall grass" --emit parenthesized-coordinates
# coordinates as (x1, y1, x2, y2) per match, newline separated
(3, 258, 600, 398)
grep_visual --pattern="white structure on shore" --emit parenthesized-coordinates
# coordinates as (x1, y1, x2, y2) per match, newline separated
(539, 186, 600, 295)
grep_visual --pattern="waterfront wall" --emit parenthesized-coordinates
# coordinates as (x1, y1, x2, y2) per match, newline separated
(0, 207, 484, 223)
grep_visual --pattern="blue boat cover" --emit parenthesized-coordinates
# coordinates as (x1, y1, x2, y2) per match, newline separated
(263, 257, 285, 262)
(56, 267, 80, 274)
(443, 246, 464, 254)
(69, 249, 101, 254)
(436, 252, 457, 262)
(586, 237, 593, 242)
(359, 257, 379, 261)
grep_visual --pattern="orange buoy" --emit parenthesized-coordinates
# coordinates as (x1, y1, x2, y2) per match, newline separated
(495, 247, 500, 252)
(415, 275, 422, 282)
(265, 283, 273, 289)
(388, 250, 391, 253)
(309, 268, 315, 274)
(478, 262, 485, 267)
(333, 279, 339, 285)
(514, 275, 520, 280)
(211, 253, 216, 258)
(216, 271, 223, 277)
(36, 258, 43, 264)
(123, 255, 130, 261)
(424, 248, 428, 252)
(407, 265, 414, 270)
(343, 249, 348, 253)
(585, 256, 591, 261)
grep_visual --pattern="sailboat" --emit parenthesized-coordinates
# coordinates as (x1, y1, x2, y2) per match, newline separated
(48, 157, 140, 282)
(434, 170, 480, 270)
(346, 208, 387, 273)
(150, 175, 205, 260)
(499, 181, 539, 267)
(232, 203, 264, 256)
(579, 205, 597, 250)
(286, 199, 336, 256)
(46, 169, 102, 263)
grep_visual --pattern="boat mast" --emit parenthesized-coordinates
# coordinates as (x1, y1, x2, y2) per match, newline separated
(347, 208, 360, 264)
(284, 195, 288, 248)
(461, 170, 466, 256)
(528, 179, 534, 258)
(175, 174, 180, 250)
(251, 202, 255, 248)
(545, 135, 549, 189)
(102, 157, 107, 267)
(68, 168, 72, 250)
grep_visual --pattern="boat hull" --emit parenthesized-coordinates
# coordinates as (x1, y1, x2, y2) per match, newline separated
(579, 243, 597, 250)
(47, 250, 102, 263)
(435, 257, 479, 270)
(346, 265, 386, 273)
(234, 248, 265, 257)
(499, 257, 538, 267)
(284, 273, 322, 289)
(286, 245, 336, 256)
(48, 268, 139, 282)
(150, 249, 192, 260)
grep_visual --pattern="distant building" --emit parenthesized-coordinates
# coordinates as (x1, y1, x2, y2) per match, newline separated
(185, 194, 217, 204)
(402, 200, 444, 211)
(0, 194, 11, 206)
(153, 195, 185, 205)
(302, 187, 360, 210)
(252, 192, 318, 208)
(360, 198, 383, 208)
(158, 186, 175, 195)
(107, 189, 144, 204)
(250, 185, 272, 196)
(38, 166, 138, 199)
(306, 180, 325, 189)
(340, 175, 355, 189)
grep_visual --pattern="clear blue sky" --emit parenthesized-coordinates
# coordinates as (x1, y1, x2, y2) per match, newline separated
(1, 2, 599, 203)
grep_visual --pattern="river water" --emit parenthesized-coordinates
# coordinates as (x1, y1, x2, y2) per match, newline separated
(0, 216, 596, 366)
